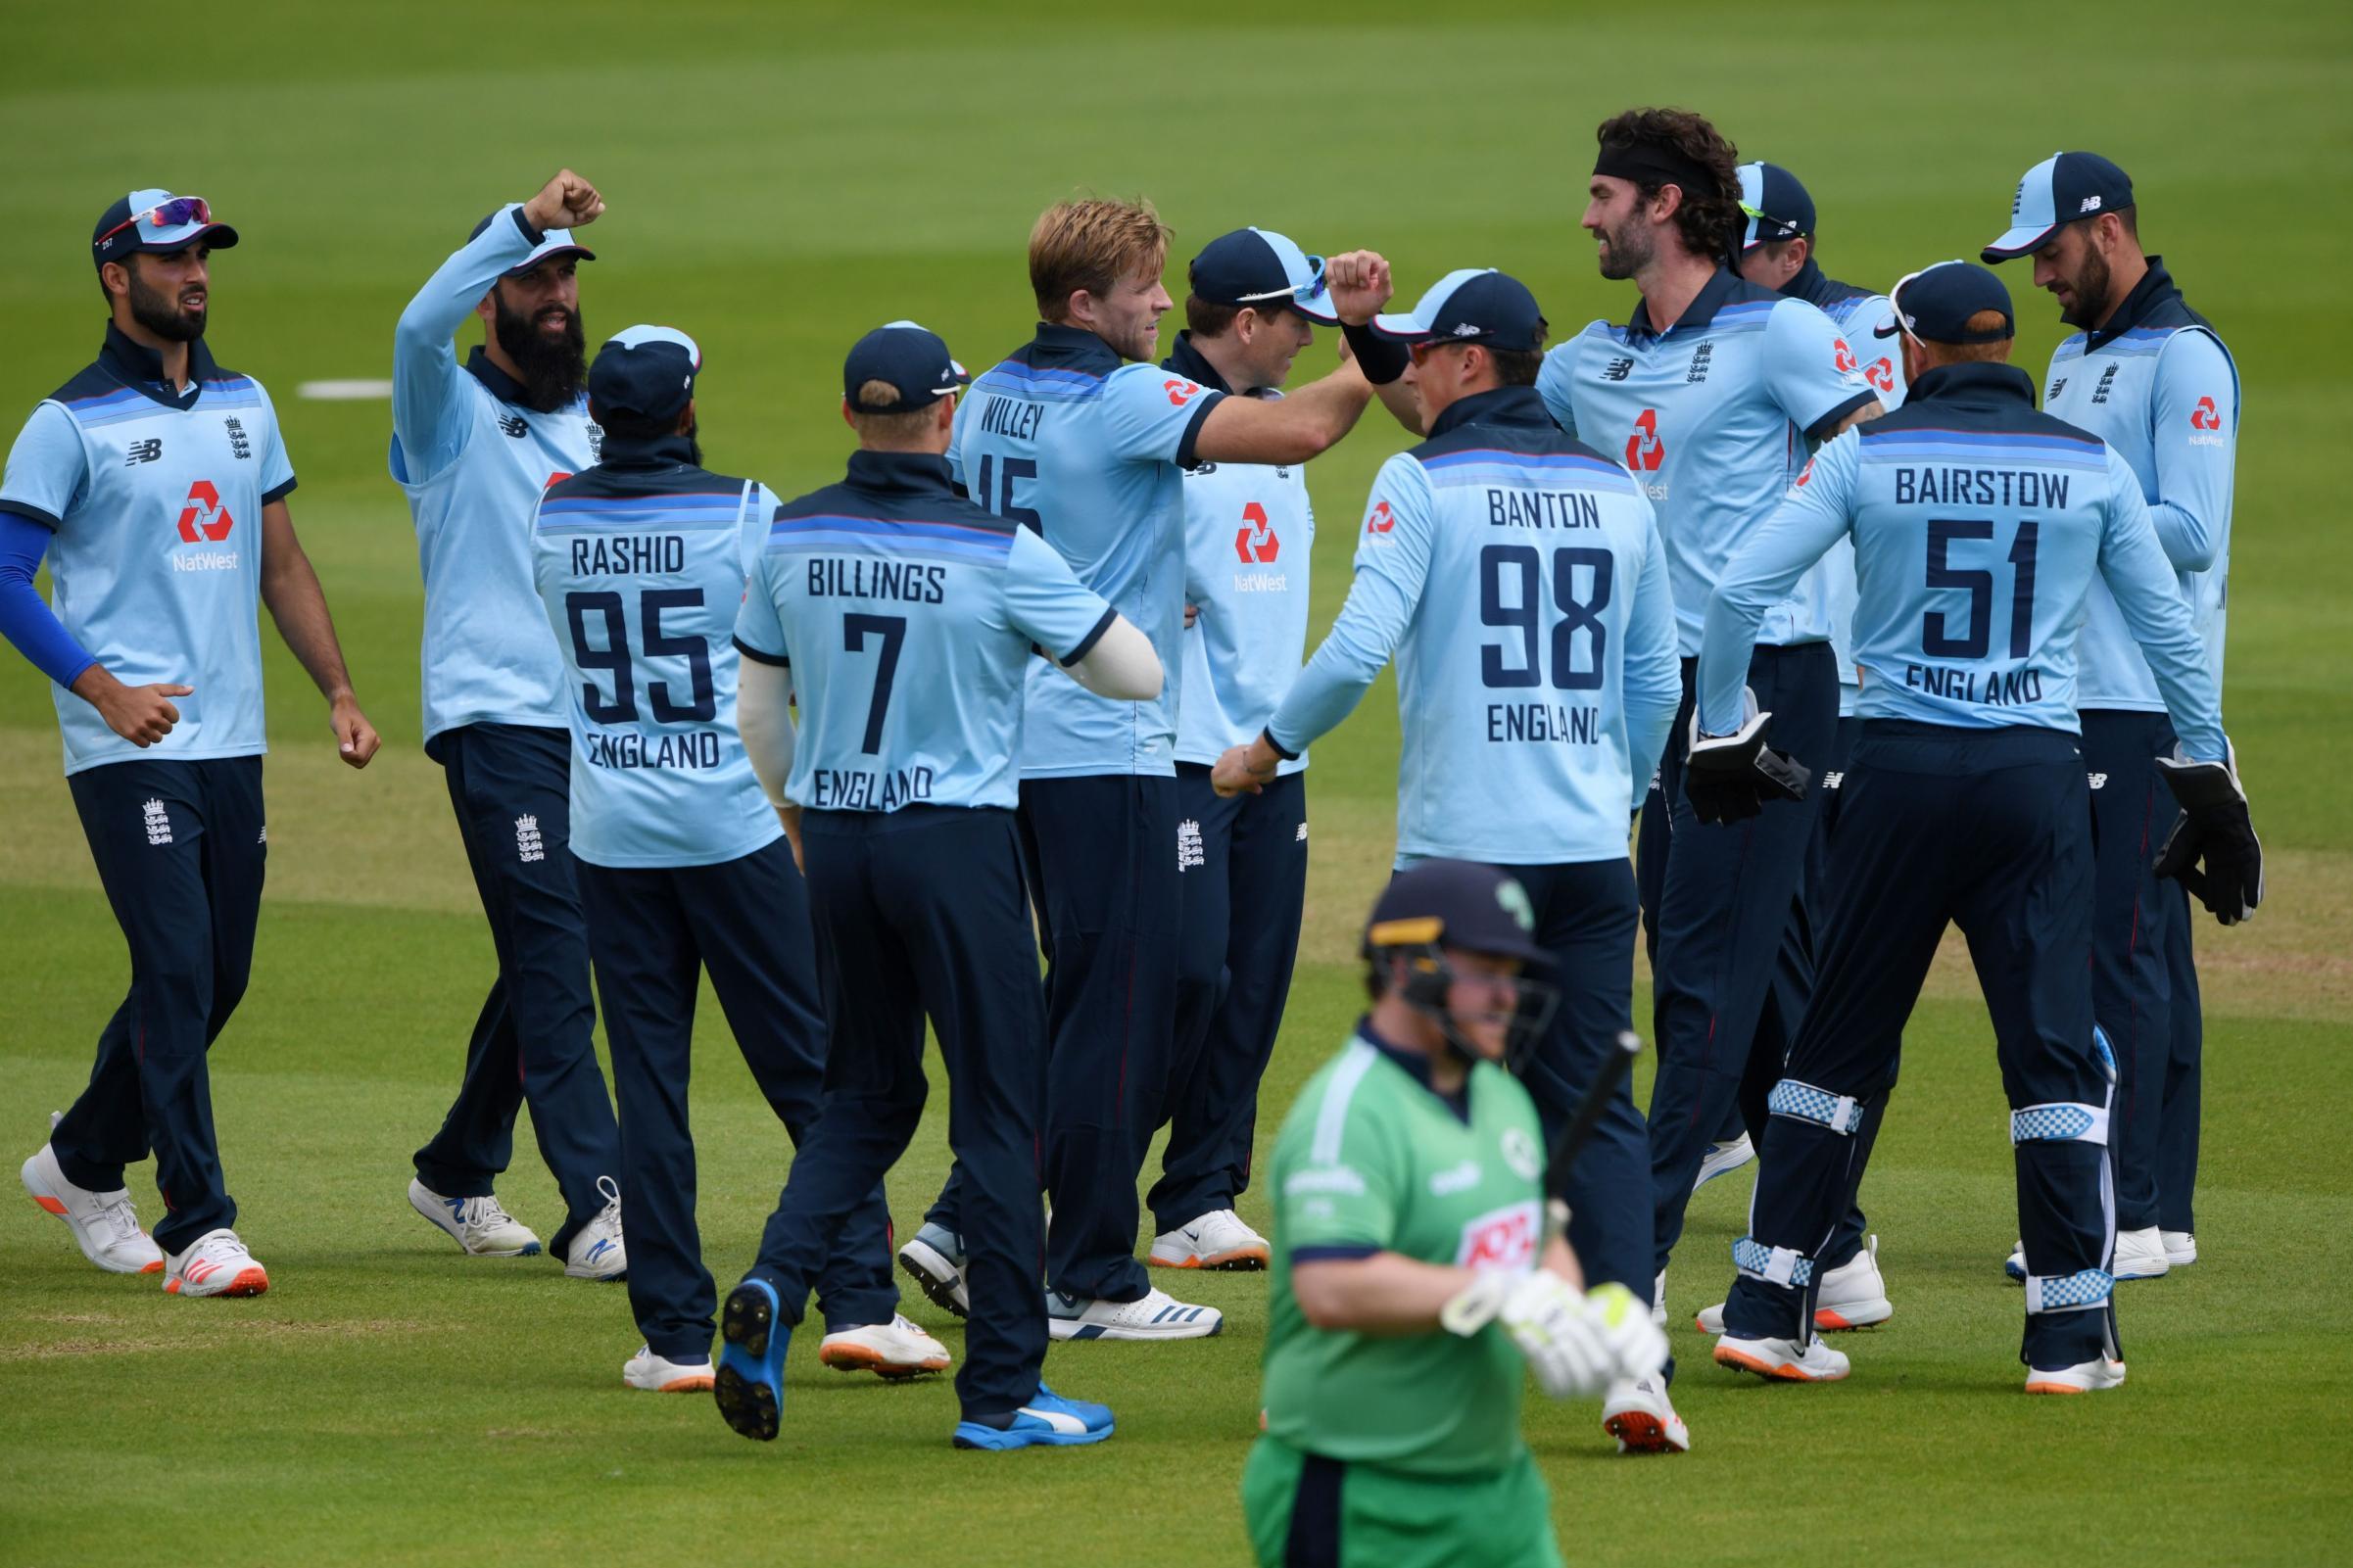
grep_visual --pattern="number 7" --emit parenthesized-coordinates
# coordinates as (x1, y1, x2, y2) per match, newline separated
(842, 613, 907, 754)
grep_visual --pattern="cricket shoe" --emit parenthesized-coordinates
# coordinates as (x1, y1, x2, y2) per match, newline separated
(952, 1384, 1115, 1450)
(564, 1176, 627, 1281)
(21, 1137, 163, 1275)
(897, 1222, 969, 1317)
(1692, 1132, 1755, 1193)
(2004, 1240, 2027, 1282)
(2113, 1226, 2171, 1280)
(1601, 1375, 1691, 1454)
(1713, 1333, 1850, 1382)
(714, 1278, 789, 1441)
(1149, 1210, 1270, 1271)
(1047, 1286, 1222, 1342)
(407, 1177, 542, 1257)
(1695, 1235, 1892, 1334)
(164, 1228, 269, 1298)
(624, 1345, 714, 1393)
(2025, 1356, 2128, 1395)
(1652, 1270, 1667, 1329)
(820, 1314, 952, 1379)
(2162, 1231, 2197, 1267)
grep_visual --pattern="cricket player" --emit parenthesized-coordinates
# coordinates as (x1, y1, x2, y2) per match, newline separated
(898, 198, 1383, 1343)
(1984, 153, 2236, 1279)
(1242, 859, 1667, 1567)
(1149, 227, 1340, 1274)
(1217, 267, 1687, 1451)
(529, 325, 943, 1394)
(722, 322, 1159, 1450)
(7, 190, 382, 1296)
(392, 169, 624, 1279)
(1535, 111, 1883, 1360)
(1694, 261, 2259, 1394)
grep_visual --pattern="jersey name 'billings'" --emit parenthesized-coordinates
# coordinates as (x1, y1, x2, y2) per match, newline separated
(1892, 466, 2072, 509)
(805, 556, 948, 603)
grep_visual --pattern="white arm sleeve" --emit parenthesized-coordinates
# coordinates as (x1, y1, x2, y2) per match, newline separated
(1061, 613, 1163, 701)
(737, 657, 796, 806)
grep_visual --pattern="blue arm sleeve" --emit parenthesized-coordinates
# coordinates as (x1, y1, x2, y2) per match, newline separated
(2096, 451, 2227, 761)
(1266, 457, 1433, 755)
(2143, 331, 2236, 572)
(1699, 438, 1858, 734)
(393, 205, 540, 483)
(0, 512, 98, 689)
(1623, 511, 1682, 798)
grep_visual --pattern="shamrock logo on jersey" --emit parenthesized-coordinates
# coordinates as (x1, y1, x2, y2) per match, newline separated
(1625, 408, 1664, 472)
(174, 479, 234, 544)
(1496, 877, 1536, 933)
(1234, 500, 1279, 563)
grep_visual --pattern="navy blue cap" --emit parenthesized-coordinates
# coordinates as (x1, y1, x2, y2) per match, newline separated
(1874, 261, 2015, 346)
(587, 325, 700, 423)
(1363, 859, 1550, 967)
(469, 208, 597, 277)
(1982, 152, 2135, 261)
(1187, 228, 1340, 325)
(843, 321, 971, 413)
(1370, 268, 1547, 354)
(1736, 162, 1815, 251)
(92, 189, 238, 270)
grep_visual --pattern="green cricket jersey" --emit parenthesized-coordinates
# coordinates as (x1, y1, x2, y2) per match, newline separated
(1259, 1023, 1548, 1478)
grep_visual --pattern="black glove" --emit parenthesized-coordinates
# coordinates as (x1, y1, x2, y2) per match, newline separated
(2154, 745, 2262, 926)
(1684, 708, 1809, 826)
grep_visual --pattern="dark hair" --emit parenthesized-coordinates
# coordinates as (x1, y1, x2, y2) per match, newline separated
(1183, 293, 1290, 340)
(587, 403, 675, 444)
(1491, 344, 1545, 387)
(1596, 107, 1744, 261)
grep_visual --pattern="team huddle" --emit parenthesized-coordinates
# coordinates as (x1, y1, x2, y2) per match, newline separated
(2, 102, 2263, 1565)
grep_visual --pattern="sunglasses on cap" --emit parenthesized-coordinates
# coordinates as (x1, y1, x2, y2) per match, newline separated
(95, 196, 215, 250)
(1234, 254, 1329, 311)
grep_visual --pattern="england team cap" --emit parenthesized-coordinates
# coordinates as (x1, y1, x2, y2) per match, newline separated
(1736, 162, 1816, 251)
(587, 325, 700, 423)
(1363, 859, 1550, 968)
(1874, 261, 2015, 345)
(468, 209, 597, 277)
(843, 321, 970, 413)
(92, 189, 238, 270)
(1187, 228, 1341, 325)
(1981, 152, 2135, 262)
(1370, 268, 1547, 354)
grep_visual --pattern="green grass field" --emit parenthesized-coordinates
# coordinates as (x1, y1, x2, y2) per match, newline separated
(4, 3, 2351, 1562)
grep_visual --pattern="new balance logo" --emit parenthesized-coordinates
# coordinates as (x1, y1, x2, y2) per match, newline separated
(1295, 822, 1308, 842)
(499, 413, 529, 438)
(142, 798, 172, 846)
(1822, 771, 1845, 791)
(2088, 773, 2109, 790)
(2048, 378, 2067, 401)
(1176, 819, 1205, 873)
(258, 825, 268, 845)
(125, 438, 163, 465)
(515, 814, 546, 863)
(1601, 357, 1633, 382)
(2080, 195, 2103, 214)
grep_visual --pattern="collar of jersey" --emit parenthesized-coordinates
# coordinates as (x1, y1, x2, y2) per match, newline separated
(97, 321, 216, 411)
(462, 343, 572, 411)
(2084, 256, 2185, 353)
(1778, 256, 1866, 311)
(1904, 361, 2038, 409)
(1162, 331, 1238, 397)
(1625, 264, 1752, 342)
(595, 430, 697, 470)
(1354, 1019, 1471, 1123)
(845, 449, 956, 496)
(1023, 321, 1125, 375)
(1424, 384, 1551, 442)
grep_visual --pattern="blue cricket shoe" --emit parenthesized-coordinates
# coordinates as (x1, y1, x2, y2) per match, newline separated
(714, 1277, 790, 1442)
(951, 1385, 1116, 1450)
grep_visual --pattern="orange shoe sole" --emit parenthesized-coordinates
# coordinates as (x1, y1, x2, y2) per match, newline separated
(820, 1343, 948, 1380)
(634, 1373, 716, 1393)
(1148, 1247, 1269, 1271)
(1603, 1409, 1688, 1453)
(1713, 1343, 1845, 1382)
(166, 1266, 268, 1298)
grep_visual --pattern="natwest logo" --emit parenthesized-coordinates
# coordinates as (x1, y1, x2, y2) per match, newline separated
(1164, 377, 1204, 408)
(1366, 499, 1397, 534)
(1234, 500, 1278, 563)
(1833, 338, 1859, 375)
(2190, 396, 2222, 432)
(1625, 407, 1664, 472)
(1866, 356, 1897, 393)
(174, 479, 234, 544)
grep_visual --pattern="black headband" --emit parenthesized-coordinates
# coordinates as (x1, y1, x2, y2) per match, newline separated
(1594, 140, 1722, 199)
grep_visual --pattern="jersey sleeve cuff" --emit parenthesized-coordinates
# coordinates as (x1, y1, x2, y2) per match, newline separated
(732, 636, 791, 668)
(1174, 388, 1228, 471)
(1060, 607, 1118, 667)
(1805, 389, 1878, 444)
(1262, 726, 1301, 763)
(1288, 1244, 1382, 1265)
(262, 477, 298, 505)
(509, 206, 545, 247)
(0, 499, 62, 532)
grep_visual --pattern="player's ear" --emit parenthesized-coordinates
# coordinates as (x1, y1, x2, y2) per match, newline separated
(840, 398, 858, 431)
(933, 396, 956, 436)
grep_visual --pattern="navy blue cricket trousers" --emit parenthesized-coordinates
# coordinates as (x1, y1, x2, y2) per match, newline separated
(578, 838, 896, 1358)
(750, 806, 1050, 1420)
(53, 757, 264, 1257)
(413, 724, 619, 1254)
(1152, 765, 1308, 1235)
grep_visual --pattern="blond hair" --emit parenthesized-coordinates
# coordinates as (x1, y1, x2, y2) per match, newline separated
(1918, 309, 2015, 367)
(1029, 198, 1172, 321)
(848, 379, 942, 447)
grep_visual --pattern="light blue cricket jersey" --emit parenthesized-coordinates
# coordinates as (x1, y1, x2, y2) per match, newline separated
(735, 450, 1117, 814)
(1164, 334, 1313, 776)
(529, 436, 781, 869)
(2041, 259, 2237, 711)
(1538, 266, 1878, 656)
(0, 325, 296, 774)
(1267, 387, 1681, 866)
(1698, 362, 2225, 762)
(948, 322, 1225, 779)
(392, 205, 600, 746)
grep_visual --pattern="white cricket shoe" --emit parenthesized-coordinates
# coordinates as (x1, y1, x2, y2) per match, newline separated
(163, 1228, 268, 1298)
(1699, 1234, 1892, 1333)
(564, 1176, 627, 1281)
(408, 1177, 542, 1257)
(2114, 1226, 2171, 1280)
(1713, 1333, 1850, 1382)
(623, 1345, 713, 1392)
(1149, 1210, 1270, 1271)
(1602, 1375, 1691, 1454)
(897, 1222, 969, 1317)
(2026, 1356, 2128, 1395)
(1651, 1269, 1667, 1329)
(1047, 1286, 1223, 1342)
(22, 1138, 164, 1275)
(1692, 1133, 1754, 1193)
(820, 1313, 952, 1379)
(2004, 1239, 2027, 1282)
(2162, 1230, 2197, 1267)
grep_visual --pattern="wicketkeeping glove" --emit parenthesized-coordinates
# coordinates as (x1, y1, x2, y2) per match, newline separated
(1684, 704, 1810, 826)
(2154, 743, 2263, 926)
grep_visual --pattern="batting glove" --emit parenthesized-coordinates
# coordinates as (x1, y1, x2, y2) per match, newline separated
(2155, 742, 2263, 926)
(1499, 1270, 1612, 1399)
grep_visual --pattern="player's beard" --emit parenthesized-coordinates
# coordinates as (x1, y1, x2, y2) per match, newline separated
(679, 412, 702, 467)
(127, 267, 207, 342)
(494, 292, 588, 413)
(1594, 215, 1654, 281)
(2056, 248, 2113, 330)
